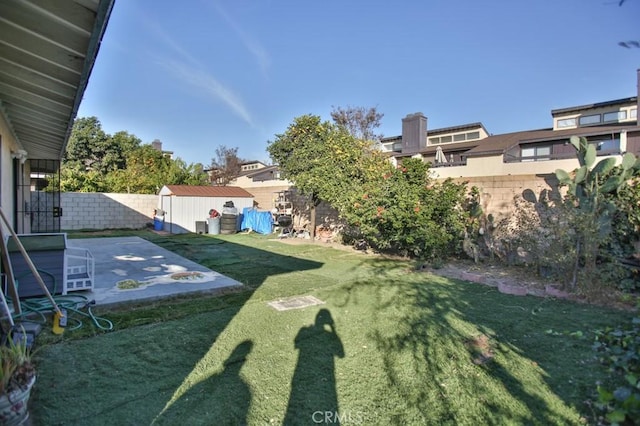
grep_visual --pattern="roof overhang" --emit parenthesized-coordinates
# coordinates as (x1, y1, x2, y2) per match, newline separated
(0, 0, 115, 160)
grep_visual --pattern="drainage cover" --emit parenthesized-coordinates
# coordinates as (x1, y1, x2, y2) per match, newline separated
(268, 295, 325, 311)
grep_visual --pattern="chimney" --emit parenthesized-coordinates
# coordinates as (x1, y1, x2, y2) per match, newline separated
(152, 139, 162, 151)
(401, 112, 427, 154)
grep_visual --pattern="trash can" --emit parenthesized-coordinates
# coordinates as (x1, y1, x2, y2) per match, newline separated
(153, 216, 164, 231)
(208, 217, 221, 235)
(195, 221, 207, 234)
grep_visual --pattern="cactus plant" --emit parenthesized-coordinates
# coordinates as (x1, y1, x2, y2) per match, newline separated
(554, 136, 640, 290)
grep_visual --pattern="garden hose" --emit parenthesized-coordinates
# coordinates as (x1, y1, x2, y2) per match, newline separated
(13, 271, 113, 332)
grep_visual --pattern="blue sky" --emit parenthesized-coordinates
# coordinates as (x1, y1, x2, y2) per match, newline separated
(77, 0, 640, 166)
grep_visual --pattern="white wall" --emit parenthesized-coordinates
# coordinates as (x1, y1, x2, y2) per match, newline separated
(0, 113, 27, 233)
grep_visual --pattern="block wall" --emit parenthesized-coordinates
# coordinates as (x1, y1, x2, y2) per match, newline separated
(60, 192, 158, 230)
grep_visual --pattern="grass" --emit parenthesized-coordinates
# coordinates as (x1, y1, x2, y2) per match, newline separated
(29, 231, 633, 425)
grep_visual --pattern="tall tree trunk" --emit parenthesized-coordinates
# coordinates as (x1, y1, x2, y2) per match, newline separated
(310, 194, 320, 241)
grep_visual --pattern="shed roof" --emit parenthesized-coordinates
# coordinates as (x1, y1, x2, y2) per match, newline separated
(161, 185, 254, 198)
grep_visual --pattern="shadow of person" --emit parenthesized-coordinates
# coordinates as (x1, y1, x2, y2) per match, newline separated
(154, 340, 254, 425)
(284, 309, 345, 425)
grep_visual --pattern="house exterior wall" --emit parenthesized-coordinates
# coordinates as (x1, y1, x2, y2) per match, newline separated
(628, 131, 640, 153)
(553, 102, 637, 130)
(431, 154, 622, 180)
(0, 113, 28, 233)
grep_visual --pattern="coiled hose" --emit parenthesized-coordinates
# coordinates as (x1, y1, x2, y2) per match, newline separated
(14, 270, 113, 332)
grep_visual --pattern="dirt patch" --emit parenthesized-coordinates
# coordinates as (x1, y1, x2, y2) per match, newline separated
(276, 238, 636, 309)
(427, 259, 554, 296)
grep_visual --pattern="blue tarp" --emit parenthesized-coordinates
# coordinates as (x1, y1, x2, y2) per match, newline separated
(240, 208, 274, 234)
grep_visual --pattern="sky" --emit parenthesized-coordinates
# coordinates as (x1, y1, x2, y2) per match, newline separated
(77, 0, 640, 166)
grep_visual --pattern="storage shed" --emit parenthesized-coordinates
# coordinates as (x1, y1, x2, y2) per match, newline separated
(157, 185, 255, 234)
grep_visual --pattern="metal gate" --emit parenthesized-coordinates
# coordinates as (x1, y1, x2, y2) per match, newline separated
(17, 159, 61, 233)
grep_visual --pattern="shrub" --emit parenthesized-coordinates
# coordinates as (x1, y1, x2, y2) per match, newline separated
(593, 317, 640, 424)
(339, 158, 469, 260)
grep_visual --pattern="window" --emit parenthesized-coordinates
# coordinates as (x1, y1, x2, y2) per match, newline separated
(591, 137, 620, 153)
(429, 137, 440, 144)
(631, 108, 637, 119)
(521, 145, 551, 162)
(579, 114, 601, 126)
(466, 131, 480, 140)
(440, 135, 452, 143)
(453, 134, 466, 142)
(557, 118, 576, 128)
(603, 111, 627, 122)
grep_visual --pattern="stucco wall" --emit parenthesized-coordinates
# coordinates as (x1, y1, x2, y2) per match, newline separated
(60, 192, 158, 230)
(0, 113, 22, 232)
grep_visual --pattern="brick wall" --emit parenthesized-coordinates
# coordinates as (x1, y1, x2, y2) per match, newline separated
(60, 192, 158, 230)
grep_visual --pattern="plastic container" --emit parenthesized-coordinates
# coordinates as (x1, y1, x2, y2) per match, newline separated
(153, 216, 163, 231)
(208, 217, 221, 235)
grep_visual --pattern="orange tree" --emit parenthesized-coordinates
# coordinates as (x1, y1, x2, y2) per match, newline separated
(270, 115, 470, 258)
(340, 158, 469, 259)
(268, 114, 387, 238)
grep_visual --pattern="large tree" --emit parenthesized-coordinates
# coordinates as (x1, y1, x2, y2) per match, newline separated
(60, 116, 208, 193)
(64, 117, 139, 174)
(209, 145, 244, 186)
(268, 114, 389, 239)
(330, 105, 384, 142)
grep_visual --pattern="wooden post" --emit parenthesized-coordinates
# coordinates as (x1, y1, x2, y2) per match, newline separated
(0, 207, 62, 315)
(0, 225, 21, 317)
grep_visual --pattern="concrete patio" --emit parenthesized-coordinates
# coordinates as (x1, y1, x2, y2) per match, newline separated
(65, 236, 242, 307)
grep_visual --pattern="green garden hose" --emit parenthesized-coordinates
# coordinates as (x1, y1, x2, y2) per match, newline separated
(14, 271, 113, 332)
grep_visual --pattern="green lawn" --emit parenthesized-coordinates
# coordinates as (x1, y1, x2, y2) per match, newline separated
(30, 232, 632, 425)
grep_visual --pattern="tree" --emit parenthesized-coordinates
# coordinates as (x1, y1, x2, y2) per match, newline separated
(268, 115, 328, 238)
(209, 145, 244, 186)
(330, 105, 384, 142)
(268, 114, 390, 240)
(61, 116, 208, 193)
(64, 117, 139, 174)
(340, 158, 469, 259)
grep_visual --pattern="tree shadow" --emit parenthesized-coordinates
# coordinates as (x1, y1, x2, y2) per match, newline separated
(284, 308, 345, 425)
(153, 340, 254, 425)
(342, 274, 616, 424)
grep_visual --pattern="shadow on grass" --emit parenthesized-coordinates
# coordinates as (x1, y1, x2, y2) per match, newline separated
(332, 273, 625, 424)
(284, 309, 344, 425)
(154, 340, 254, 425)
(30, 232, 324, 425)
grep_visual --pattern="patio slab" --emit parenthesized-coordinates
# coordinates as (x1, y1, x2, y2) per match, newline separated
(66, 236, 242, 307)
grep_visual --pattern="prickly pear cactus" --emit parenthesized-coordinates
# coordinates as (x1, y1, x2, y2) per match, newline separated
(554, 136, 640, 289)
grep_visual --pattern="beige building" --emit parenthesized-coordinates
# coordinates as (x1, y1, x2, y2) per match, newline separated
(381, 71, 640, 217)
